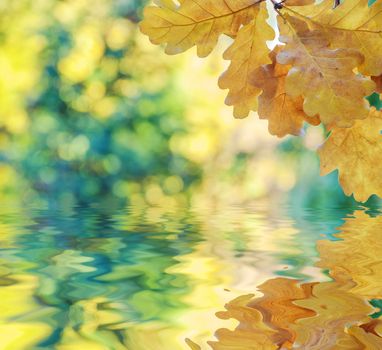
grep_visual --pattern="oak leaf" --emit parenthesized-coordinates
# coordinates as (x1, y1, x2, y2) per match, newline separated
(290, 0, 382, 76)
(318, 109, 382, 202)
(251, 53, 320, 137)
(218, 3, 273, 118)
(140, 0, 258, 57)
(277, 15, 375, 128)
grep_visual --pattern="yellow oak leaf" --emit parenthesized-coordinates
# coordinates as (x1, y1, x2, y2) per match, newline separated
(285, 0, 382, 75)
(140, 0, 259, 57)
(317, 210, 382, 298)
(277, 15, 375, 127)
(251, 53, 320, 137)
(218, 3, 273, 118)
(318, 109, 382, 202)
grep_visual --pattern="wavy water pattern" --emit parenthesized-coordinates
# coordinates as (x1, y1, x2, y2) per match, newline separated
(0, 205, 379, 349)
(195, 209, 382, 350)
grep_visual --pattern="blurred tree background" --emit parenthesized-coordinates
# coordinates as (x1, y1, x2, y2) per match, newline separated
(0, 0, 202, 207)
(0, 0, 378, 208)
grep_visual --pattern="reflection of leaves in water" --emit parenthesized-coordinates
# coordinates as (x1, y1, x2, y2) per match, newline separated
(347, 319, 382, 349)
(317, 210, 382, 298)
(207, 279, 316, 349)
(292, 278, 374, 349)
(192, 210, 382, 349)
(208, 294, 278, 350)
(185, 338, 202, 350)
(251, 278, 315, 347)
(200, 278, 381, 349)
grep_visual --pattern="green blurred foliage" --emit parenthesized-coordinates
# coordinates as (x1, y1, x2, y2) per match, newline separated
(0, 0, 200, 206)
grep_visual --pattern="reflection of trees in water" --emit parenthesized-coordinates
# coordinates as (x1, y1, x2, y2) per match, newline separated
(0, 207, 201, 348)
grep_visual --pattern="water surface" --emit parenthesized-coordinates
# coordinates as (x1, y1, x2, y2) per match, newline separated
(0, 204, 381, 349)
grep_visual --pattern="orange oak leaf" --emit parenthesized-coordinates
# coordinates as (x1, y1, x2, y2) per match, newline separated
(251, 53, 320, 137)
(287, 0, 382, 76)
(318, 109, 382, 202)
(277, 15, 375, 128)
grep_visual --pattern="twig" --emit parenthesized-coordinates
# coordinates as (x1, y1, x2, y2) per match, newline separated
(333, 0, 341, 8)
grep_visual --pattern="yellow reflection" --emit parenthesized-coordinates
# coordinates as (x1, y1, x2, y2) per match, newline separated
(0, 323, 52, 350)
(0, 275, 54, 349)
(317, 210, 382, 298)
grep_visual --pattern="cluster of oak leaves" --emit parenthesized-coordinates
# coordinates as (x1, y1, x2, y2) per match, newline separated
(140, 0, 382, 202)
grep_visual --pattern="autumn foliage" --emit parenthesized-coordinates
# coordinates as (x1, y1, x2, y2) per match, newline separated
(140, 0, 382, 202)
